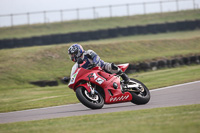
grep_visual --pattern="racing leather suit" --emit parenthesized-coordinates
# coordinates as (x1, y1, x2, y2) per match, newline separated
(81, 50, 129, 83)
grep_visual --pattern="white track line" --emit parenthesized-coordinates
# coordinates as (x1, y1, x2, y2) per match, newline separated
(53, 81, 200, 108)
(4, 81, 199, 113)
(150, 80, 200, 92)
(38, 81, 200, 109)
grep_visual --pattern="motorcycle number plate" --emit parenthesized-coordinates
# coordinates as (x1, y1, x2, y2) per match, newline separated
(95, 78, 104, 84)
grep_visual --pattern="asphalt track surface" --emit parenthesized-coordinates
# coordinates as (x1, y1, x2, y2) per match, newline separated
(0, 81, 200, 124)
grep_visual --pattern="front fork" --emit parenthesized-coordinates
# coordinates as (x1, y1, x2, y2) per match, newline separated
(87, 82, 95, 95)
(76, 82, 96, 95)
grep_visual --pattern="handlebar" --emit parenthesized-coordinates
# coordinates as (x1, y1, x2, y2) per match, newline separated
(77, 57, 98, 69)
(77, 58, 83, 68)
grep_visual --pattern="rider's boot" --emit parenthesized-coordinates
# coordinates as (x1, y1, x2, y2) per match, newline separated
(111, 63, 130, 84)
(117, 70, 130, 84)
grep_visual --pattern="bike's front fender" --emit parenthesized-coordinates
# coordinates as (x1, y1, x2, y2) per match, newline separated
(74, 83, 91, 93)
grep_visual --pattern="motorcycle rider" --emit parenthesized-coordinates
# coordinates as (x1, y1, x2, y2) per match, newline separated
(68, 44, 130, 84)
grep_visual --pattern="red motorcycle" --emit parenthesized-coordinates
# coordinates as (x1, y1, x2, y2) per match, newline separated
(68, 60, 150, 109)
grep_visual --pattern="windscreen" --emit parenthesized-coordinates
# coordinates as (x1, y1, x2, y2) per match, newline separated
(70, 63, 78, 77)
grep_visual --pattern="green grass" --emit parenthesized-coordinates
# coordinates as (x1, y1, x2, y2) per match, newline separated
(0, 9, 200, 39)
(0, 65, 199, 113)
(0, 29, 200, 112)
(0, 85, 78, 113)
(1, 30, 200, 90)
(130, 65, 200, 89)
(0, 104, 200, 133)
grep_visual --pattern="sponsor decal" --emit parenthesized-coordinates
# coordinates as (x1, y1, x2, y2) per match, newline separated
(87, 73, 94, 81)
(70, 74, 76, 83)
(87, 73, 104, 85)
(110, 95, 129, 102)
(69, 70, 79, 85)
(96, 78, 104, 85)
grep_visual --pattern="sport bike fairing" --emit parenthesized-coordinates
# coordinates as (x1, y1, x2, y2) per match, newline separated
(68, 63, 133, 104)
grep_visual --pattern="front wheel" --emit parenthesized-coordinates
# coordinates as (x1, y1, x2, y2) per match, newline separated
(129, 78, 150, 105)
(76, 86, 104, 109)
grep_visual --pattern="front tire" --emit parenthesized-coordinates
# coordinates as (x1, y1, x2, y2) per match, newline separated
(76, 86, 104, 109)
(129, 78, 150, 105)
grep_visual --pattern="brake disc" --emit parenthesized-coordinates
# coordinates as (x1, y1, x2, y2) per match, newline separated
(84, 90, 99, 101)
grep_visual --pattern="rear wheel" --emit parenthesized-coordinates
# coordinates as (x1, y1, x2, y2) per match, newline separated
(128, 78, 150, 105)
(76, 86, 104, 109)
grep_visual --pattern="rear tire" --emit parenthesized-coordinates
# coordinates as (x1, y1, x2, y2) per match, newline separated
(76, 86, 104, 109)
(129, 79, 150, 105)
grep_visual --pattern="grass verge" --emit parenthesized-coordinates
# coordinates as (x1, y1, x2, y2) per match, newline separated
(0, 9, 200, 39)
(0, 65, 199, 113)
(0, 104, 200, 133)
(0, 30, 200, 90)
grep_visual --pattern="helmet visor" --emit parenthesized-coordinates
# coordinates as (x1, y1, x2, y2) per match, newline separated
(68, 53, 77, 62)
